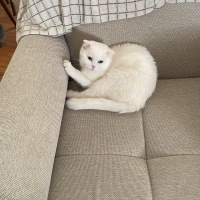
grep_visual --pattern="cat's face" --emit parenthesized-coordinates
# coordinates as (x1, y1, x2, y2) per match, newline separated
(79, 40, 114, 73)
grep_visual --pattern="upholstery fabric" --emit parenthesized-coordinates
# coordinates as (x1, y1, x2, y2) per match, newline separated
(56, 108, 145, 159)
(48, 77, 200, 199)
(1, 2, 199, 200)
(0, 35, 69, 200)
(66, 3, 200, 79)
(47, 3, 200, 199)
(144, 78, 200, 159)
(48, 156, 152, 200)
(148, 155, 200, 200)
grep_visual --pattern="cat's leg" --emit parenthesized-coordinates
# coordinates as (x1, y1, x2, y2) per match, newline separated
(66, 77, 107, 99)
(66, 98, 139, 113)
(63, 60, 91, 88)
(66, 90, 84, 98)
(66, 88, 98, 98)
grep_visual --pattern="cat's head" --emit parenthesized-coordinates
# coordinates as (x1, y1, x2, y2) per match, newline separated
(79, 40, 114, 72)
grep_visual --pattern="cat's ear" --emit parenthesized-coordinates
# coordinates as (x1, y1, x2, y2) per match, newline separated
(82, 40, 92, 49)
(106, 48, 115, 56)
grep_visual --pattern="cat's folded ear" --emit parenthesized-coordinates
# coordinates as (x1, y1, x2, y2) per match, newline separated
(82, 40, 92, 49)
(107, 48, 115, 56)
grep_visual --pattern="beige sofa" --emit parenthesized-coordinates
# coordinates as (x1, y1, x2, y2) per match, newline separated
(0, 3, 200, 200)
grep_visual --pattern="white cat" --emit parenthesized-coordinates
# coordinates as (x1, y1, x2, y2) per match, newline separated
(64, 40, 157, 113)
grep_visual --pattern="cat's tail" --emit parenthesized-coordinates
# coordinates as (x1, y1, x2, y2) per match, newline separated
(66, 98, 141, 113)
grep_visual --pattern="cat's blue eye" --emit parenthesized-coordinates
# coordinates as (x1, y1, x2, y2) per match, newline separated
(88, 56, 92, 61)
(98, 60, 103, 64)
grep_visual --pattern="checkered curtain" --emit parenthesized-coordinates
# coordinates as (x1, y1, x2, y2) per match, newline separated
(16, 0, 200, 42)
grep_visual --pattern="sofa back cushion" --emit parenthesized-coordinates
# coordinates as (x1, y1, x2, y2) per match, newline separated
(65, 3, 200, 79)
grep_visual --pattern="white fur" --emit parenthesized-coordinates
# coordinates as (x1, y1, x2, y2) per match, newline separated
(64, 40, 157, 113)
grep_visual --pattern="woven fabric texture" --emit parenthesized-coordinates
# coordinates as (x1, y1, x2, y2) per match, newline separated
(0, 35, 69, 200)
(48, 77, 200, 199)
(48, 3, 200, 199)
(65, 3, 200, 79)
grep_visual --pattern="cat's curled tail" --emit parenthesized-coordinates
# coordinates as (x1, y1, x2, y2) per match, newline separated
(66, 98, 141, 114)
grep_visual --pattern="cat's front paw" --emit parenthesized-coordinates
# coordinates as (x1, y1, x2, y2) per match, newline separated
(63, 60, 74, 76)
(63, 60, 71, 69)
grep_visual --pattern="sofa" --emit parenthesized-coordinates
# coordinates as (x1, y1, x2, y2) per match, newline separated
(0, 3, 200, 200)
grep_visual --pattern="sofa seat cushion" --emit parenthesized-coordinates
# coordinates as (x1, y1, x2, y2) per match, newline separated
(144, 78, 200, 159)
(48, 156, 152, 199)
(48, 78, 200, 199)
(55, 106, 146, 159)
(148, 155, 200, 199)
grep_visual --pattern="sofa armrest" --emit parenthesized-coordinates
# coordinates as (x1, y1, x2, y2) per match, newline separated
(0, 35, 69, 199)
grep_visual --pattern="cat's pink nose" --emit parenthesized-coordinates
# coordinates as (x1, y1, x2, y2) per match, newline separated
(92, 65, 96, 69)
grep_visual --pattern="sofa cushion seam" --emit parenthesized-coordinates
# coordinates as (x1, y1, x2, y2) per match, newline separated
(149, 153, 200, 160)
(142, 109, 154, 200)
(55, 153, 145, 160)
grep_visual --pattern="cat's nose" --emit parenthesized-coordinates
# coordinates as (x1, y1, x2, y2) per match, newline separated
(92, 65, 96, 69)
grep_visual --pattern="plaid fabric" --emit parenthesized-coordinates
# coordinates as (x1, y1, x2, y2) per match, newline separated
(16, 0, 200, 42)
